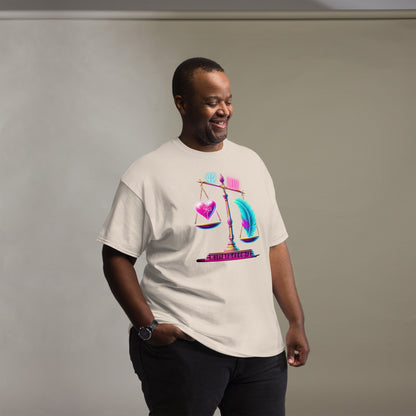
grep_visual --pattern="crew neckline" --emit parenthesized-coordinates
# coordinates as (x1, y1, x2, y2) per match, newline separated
(172, 137, 228, 158)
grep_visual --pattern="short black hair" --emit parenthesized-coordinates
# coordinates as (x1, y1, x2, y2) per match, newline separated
(172, 57, 224, 98)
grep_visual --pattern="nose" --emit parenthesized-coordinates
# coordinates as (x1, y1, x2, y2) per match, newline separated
(218, 102, 231, 117)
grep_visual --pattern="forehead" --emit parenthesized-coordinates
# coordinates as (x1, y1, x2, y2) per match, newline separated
(189, 69, 231, 98)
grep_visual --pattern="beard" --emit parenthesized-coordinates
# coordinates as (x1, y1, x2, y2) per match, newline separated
(194, 123, 228, 147)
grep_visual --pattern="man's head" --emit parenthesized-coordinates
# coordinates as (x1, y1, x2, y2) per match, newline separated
(173, 57, 233, 151)
(172, 57, 225, 99)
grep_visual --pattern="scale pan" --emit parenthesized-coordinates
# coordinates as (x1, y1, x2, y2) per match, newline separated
(195, 222, 221, 229)
(240, 236, 259, 243)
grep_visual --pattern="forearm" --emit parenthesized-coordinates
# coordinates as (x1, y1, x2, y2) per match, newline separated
(270, 241, 310, 366)
(102, 245, 154, 328)
(270, 242, 304, 327)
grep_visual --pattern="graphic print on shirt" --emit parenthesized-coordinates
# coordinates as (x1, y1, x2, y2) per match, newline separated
(194, 172, 259, 263)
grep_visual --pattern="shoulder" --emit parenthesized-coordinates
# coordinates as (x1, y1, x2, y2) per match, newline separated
(122, 140, 171, 179)
(226, 139, 267, 168)
(121, 139, 173, 194)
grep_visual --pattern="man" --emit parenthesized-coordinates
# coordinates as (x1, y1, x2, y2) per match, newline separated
(98, 57, 309, 416)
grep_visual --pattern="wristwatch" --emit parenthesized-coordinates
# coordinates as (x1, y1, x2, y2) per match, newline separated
(138, 320, 159, 341)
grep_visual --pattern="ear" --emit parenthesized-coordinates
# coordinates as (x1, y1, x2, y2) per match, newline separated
(174, 95, 187, 116)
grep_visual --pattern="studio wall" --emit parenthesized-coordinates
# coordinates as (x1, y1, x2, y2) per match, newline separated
(1, 13, 415, 416)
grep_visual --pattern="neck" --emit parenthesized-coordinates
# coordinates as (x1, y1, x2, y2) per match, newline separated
(178, 133, 224, 152)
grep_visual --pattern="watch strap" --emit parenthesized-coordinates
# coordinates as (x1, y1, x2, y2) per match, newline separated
(147, 320, 159, 332)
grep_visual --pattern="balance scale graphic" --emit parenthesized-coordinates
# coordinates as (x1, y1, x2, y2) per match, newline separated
(195, 174, 259, 263)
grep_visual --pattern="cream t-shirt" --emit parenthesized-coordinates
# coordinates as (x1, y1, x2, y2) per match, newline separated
(98, 138, 288, 357)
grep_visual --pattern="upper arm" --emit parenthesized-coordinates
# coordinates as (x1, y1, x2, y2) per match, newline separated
(269, 241, 293, 280)
(269, 240, 289, 259)
(102, 244, 137, 266)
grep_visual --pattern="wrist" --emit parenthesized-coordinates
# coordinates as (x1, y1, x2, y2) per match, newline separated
(137, 320, 159, 341)
(288, 319, 305, 329)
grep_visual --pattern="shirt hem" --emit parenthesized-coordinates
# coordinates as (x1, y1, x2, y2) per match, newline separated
(97, 237, 139, 258)
(269, 232, 289, 247)
(153, 314, 285, 358)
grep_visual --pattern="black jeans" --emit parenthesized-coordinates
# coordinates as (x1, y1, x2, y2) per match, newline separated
(129, 327, 287, 416)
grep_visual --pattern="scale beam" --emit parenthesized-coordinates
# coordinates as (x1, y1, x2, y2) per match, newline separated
(197, 179, 244, 196)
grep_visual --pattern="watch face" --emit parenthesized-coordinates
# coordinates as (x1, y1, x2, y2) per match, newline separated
(138, 327, 151, 341)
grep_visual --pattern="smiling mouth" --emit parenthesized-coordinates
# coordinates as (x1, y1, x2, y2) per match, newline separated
(211, 120, 227, 129)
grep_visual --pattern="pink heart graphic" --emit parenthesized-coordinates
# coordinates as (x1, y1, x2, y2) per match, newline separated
(195, 200, 216, 220)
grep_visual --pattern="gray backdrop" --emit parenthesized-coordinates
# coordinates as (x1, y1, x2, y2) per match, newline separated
(1, 12, 415, 416)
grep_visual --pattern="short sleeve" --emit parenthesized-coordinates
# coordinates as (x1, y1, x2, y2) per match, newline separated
(263, 165, 289, 247)
(97, 181, 153, 258)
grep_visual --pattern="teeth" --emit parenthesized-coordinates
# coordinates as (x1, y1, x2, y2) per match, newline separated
(211, 120, 226, 128)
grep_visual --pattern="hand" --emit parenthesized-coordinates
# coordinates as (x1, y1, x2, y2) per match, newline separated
(286, 324, 310, 367)
(147, 323, 195, 346)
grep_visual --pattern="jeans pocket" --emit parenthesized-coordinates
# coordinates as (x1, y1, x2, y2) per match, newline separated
(143, 337, 181, 349)
(275, 350, 288, 373)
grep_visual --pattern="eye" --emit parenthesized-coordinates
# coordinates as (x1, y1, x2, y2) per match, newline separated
(226, 101, 232, 106)
(207, 102, 218, 107)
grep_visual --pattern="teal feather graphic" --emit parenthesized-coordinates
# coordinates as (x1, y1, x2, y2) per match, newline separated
(234, 198, 256, 237)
